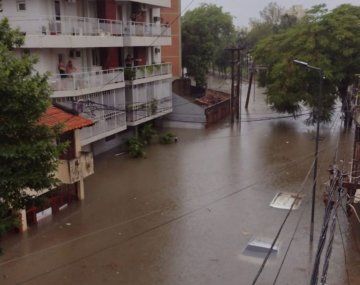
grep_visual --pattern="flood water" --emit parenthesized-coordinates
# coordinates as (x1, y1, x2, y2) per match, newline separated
(0, 78, 359, 285)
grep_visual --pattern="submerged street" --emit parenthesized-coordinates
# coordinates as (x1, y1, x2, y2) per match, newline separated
(1, 83, 359, 285)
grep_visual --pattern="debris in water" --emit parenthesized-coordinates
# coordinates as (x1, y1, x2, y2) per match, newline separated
(65, 223, 71, 226)
(270, 192, 303, 210)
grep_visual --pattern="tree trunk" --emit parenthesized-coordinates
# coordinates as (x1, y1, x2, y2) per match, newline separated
(339, 81, 352, 128)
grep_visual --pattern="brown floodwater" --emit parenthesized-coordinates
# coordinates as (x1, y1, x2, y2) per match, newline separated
(0, 78, 359, 285)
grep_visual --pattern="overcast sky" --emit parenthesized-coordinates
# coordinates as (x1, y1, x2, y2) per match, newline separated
(182, 0, 359, 27)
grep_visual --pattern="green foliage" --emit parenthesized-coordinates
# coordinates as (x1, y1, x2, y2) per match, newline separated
(253, 4, 360, 124)
(182, 4, 236, 86)
(159, 132, 176, 144)
(246, 2, 299, 49)
(150, 99, 158, 115)
(140, 123, 157, 145)
(127, 137, 145, 158)
(145, 65, 153, 75)
(124, 67, 136, 80)
(0, 18, 63, 238)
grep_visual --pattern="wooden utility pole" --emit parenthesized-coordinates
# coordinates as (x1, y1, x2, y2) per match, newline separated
(230, 49, 235, 123)
(235, 48, 241, 121)
(245, 61, 255, 109)
(226, 47, 243, 124)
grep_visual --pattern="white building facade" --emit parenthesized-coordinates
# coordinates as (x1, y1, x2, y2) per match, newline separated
(1, 0, 173, 153)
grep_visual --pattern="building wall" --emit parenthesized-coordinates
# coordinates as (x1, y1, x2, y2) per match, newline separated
(167, 93, 206, 123)
(161, 0, 181, 77)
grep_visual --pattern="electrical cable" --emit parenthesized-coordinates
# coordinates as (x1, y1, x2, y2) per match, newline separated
(253, 112, 343, 284)
(335, 213, 351, 285)
(251, 159, 316, 285)
(272, 188, 310, 284)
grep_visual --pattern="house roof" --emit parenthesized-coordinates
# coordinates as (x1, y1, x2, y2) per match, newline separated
(195, 89, 230, 107)
(39, 106, 93, 133)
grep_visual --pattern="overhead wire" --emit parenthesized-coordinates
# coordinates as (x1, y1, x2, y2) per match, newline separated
(252, 112, 343, 284)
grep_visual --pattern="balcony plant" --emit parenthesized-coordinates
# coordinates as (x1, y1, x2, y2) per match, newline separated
(145, 65, 153, 76)
(150, 99, 158, 115)
(124, 67, 136, 81)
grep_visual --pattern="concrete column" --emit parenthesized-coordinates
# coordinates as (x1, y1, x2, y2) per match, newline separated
(18, 209, 28, 232)
(77, 179, 85, 200)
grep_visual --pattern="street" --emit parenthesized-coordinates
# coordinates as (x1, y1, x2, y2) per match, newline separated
(0, 82, 358, 285)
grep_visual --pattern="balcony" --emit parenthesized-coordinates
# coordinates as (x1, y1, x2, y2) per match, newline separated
(126, 76, 173, 126)
(56, 152, 94, 184)
(123, 21, 171, 46)
(8, 16, 171, 48)
(49, 67, 125, 98)
(79, 112, 127, 146)
(124, 63, 172, 84)
(8, 16, 124, 48)
(126, 97, 172, 125)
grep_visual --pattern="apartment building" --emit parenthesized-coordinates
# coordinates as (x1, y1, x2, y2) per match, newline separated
(1, 0, 181, 154)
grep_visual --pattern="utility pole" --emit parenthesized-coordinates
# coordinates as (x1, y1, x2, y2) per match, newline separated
(227, 48, 236, 124)
(245, 61, 255, 109)
(226, 47, 243, 124)
(235, 47, 242, 121)
(294, 59, 324, 243)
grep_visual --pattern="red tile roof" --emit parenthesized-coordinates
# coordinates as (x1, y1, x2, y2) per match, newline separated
(39, 106, 93, 133)
(195, 89, 230, 107)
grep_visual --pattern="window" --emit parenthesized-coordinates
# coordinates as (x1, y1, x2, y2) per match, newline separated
(17, 0, 26, 11)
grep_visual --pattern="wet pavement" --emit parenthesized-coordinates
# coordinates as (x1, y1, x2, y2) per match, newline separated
(0, 77, 359, 284)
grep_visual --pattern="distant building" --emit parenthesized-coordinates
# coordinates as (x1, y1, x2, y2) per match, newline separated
(1, 0, 181, 155)
(286, 5, 305, 19)
(167, 79, 230, 128)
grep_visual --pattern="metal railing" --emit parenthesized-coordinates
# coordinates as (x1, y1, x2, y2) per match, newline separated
(126, 97, 172, 122)
(49, 68, 124, 92)
(79, 112, 126, 142)
(8, 16, 171, 37)
(125, 63, 172, 81)
(9, 16, 123, 36)
(123, 21, 171, 37)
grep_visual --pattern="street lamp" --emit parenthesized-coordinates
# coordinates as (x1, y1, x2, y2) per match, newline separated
(293, 59, 324, 243)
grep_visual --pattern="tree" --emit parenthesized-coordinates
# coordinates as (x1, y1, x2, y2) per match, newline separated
(253, 4, 360, 125)
(182, 4, 236, 87)
(0, 19, 63, 239)
(246, 2, 298, 49)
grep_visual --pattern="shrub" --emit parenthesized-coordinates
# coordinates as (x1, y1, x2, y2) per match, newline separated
(127, 137, 145, 158)
(159, 132, 176, 144)
(140, 123, 156, 144)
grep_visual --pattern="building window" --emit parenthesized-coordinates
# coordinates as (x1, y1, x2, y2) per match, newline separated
(17, 0, 26, 11)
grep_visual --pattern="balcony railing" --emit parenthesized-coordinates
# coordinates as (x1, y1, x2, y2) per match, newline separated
(125, 63, 172, 81)
(79, 112, 127, 142)
(8, 17, 170, 37)
(123, 21, 171, 37)
(9, 16, 123, 36)
(126, 97, 172, 122)
(49, 68, 124, 92)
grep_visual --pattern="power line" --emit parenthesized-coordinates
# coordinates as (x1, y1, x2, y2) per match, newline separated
(251, 159, 316, 285)
(252, 113, 343, 284)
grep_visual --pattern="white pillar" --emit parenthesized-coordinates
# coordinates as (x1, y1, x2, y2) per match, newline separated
(77, 179, 85, 200)
(18, 209, 28, 232)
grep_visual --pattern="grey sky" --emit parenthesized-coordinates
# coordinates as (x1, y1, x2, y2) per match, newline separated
(182, 0, 359, 27)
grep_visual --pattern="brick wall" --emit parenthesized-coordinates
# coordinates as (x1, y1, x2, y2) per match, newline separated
(97, 0, 118, 69)
(161, 0, 181, 77)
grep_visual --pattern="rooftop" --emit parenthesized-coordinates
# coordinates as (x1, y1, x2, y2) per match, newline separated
(39, 106, 93, 133)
